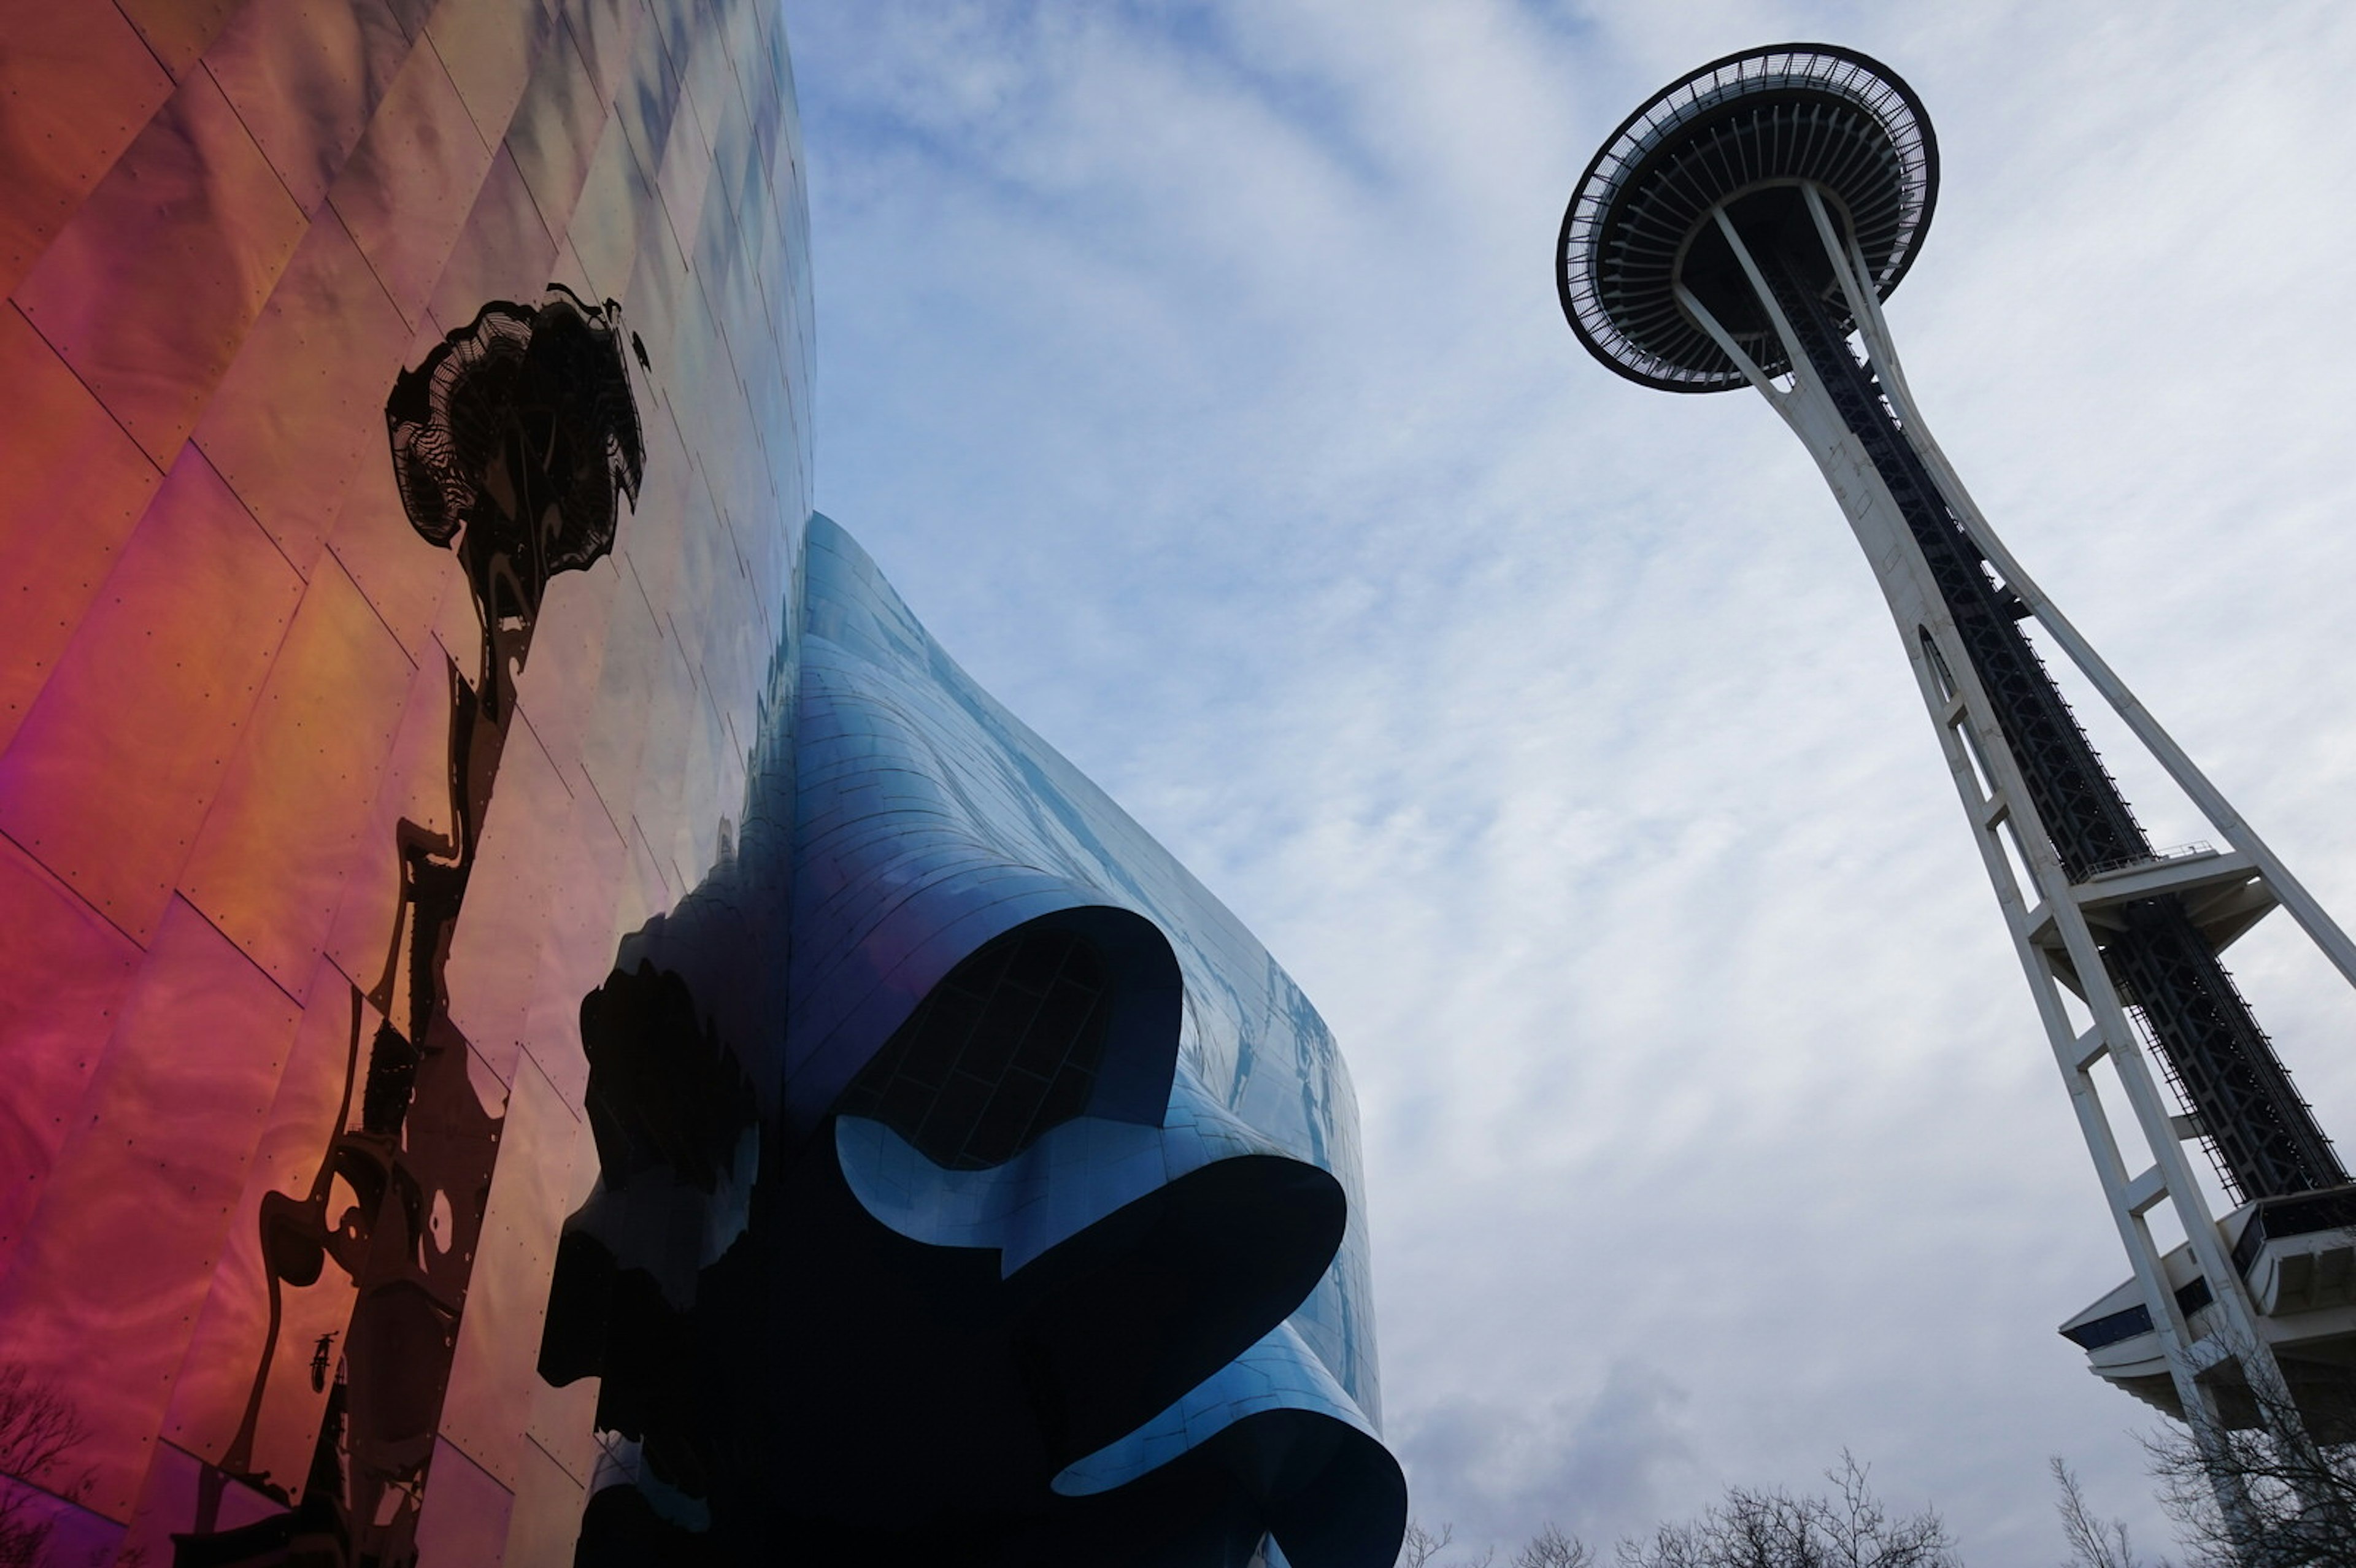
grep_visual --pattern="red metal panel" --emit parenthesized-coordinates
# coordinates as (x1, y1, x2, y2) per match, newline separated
(0, 448, 302, 943)
(193, 206, 414, 574)
(0, 0, 174, 298)
(326, 31, 500, 326)
(179, 555, 415, 997)
(13, 66, 308, 468)
(0, 303, 169, 756)
(0, 836, 143, 1277)
(0, 897, 301, 1519)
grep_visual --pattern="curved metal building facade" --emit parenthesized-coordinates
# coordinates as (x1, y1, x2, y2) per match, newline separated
(0, 0, 1398, 1562)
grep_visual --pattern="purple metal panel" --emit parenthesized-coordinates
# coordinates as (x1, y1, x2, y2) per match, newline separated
(0, 0, 174, 297)
(13, 65, 307, 467)
(0, 448, 302, 943)
(409, 1437, 518, 1566)
(0, 837, 144, 1275)
(0, 897, 301, 1518)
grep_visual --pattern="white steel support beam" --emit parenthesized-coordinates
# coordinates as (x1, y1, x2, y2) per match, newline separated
(1682, 192, 2325, 1463)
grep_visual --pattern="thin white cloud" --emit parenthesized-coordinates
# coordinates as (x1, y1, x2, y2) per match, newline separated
(783, 1, 2356, 1559)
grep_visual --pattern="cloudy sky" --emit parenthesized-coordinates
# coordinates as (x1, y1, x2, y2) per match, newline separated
(773, 2, 2356, 1559)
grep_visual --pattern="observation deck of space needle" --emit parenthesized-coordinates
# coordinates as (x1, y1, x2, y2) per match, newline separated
(1557, 44, 2356, 1468)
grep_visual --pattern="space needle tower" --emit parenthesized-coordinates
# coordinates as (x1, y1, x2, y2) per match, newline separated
(1557, 44, 2356, 1447)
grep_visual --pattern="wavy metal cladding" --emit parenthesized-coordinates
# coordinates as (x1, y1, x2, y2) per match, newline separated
(0, 0, 807, 1559)
(0, 0, 1397, 1564)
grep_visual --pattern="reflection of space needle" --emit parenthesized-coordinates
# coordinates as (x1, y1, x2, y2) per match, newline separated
(1558, 44, 2356, 1472)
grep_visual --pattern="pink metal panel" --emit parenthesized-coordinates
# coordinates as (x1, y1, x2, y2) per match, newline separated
(504, 9, 620, 246)
(192, 206, 414, 574)
(437, 1056, 584, 1488)
(178, 555, 414, 997)
(159, 967, 377, 1499)
(0, 897, 301, 1519)
(0, 447, 301, 943)
(499, 1428, 589, 1566)
(114, 0, 247, 79)
(0, 836, 142, 1276)
(0, 0, 174, 298)
(563, 109, 659, 306)
(13, 65, 308, 468)
(326, 29, 500, 326)
(0, 303, 168, 755)
(409, 1436, 518, 1566)
(322, 650, 460, 1009)
(439, 709, 577, 1088)
(116, 1437, 288, 1562)
(424, 146, 561, 339)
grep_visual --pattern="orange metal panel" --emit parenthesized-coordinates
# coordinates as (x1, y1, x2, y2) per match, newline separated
(193, 206, 413, 575)
(201, 0, 414, 215)
(13, 65, 308, 468)
(409, 1436, 517, 1566)
(0, 836, 143, 1277)
(179, 555, 415, 997)
(437, 1055, 583, 1488)
(0, 896, 301, 1520)
(159, 965, 377, 1499)
(0, 0, 174, 298)
(426, 0, 556, 153)
(326, 30, 499, 326)
(509, 554, 627, 802)
(113, 0, 245, 79)
(0, 303, 168, 755)
(325, 463, 461, 670)
(0, 448, 301, 943)
(323, 650, 460, 1008)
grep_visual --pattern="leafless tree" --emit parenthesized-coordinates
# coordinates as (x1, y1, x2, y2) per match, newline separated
(1610, 1453, 1959, 1568)
(1400, 1521, 1495, 1568)
(0, 1362, 91, 1567)
(2135, 1376, 2356, 1568)
(2051, 1457, 2162, 1568)
(1514, 1523, 1593, 1568)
